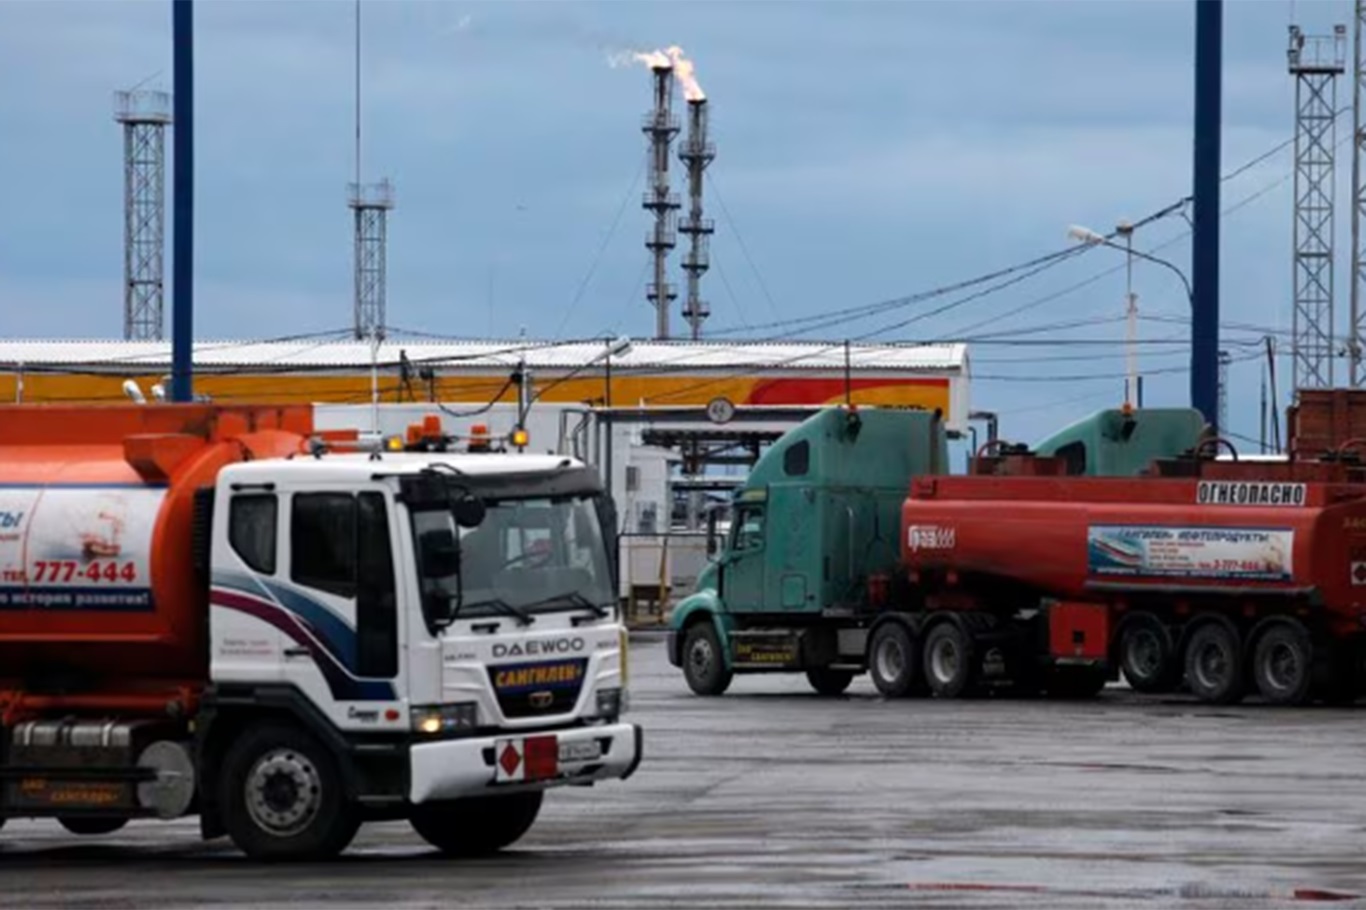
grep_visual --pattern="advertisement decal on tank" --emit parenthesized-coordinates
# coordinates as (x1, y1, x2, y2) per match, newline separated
(1087, 525, 1294, 582)
(0, 486, 163, 611)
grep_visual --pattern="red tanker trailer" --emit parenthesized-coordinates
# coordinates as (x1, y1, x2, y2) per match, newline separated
(884, 454, 1366, 706)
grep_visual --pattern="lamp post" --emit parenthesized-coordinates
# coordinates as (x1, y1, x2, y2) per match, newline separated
(1069, 223, 1194, 409)
(601, 335, 634, 504)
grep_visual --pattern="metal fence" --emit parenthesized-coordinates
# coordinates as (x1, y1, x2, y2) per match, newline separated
(618, 531, 711, 624)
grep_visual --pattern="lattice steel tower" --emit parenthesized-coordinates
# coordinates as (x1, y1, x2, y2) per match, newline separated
(1288, 24, 1346, 390)
(678, 99, 716, 340)
(350, 180, 394, 340)
(642, 61, 680, 340)
(1352, 2, 1366, 385)
(114, 90, 171, 341)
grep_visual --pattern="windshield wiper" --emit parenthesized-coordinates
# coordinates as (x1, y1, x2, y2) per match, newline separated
(459, 597, 536, 627)
(520, 590, 610, 618)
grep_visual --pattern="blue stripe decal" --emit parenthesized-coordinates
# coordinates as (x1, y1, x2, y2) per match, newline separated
(211, 588, 394, 702)
(213, 571, 358, 671)
(210, 570, 395, 701)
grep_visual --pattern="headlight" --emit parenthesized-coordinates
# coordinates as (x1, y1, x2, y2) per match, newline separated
(410, 702, 478, 734)
(595, 687, 623, 719)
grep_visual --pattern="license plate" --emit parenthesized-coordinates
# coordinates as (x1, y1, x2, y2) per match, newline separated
(558, 739, 602, 764)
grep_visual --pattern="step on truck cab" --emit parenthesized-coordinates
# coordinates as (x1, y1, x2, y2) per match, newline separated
(666, 407, 948, 696)
(0, 405, 640, 860)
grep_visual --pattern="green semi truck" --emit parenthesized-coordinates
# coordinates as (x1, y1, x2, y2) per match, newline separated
(665, 405, 1207, 697)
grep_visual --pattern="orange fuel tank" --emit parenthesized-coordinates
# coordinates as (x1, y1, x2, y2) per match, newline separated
(0, 404, 314, 690)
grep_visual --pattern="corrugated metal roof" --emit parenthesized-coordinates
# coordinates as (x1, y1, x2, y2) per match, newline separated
(0, 338, 967, 374)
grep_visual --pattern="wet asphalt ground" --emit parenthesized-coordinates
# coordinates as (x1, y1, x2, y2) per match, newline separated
(3, 635, 1366, 909)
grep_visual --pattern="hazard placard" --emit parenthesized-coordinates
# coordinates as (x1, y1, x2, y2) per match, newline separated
(1351, 562, 1366, 586)
(494, 736, 559, 783)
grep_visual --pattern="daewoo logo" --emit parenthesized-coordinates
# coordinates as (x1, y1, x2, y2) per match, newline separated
(492, 638, 586, 658)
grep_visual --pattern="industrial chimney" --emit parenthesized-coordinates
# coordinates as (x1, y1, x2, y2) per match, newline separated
(678, 98, 715, 340)
(641, 58, 681, 340)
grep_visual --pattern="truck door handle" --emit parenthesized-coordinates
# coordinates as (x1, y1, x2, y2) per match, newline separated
(284, 646, 311, 659)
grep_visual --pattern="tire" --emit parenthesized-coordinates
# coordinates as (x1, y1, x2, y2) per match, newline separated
(1117, 614, 1179, 694)
(923, 621, 976, 699)
(58, 817, 128, 836)
(681, 621, 733, 696)
(1045, 666, 1108, 700)
(410, 791, 543, 857)
(1252, 622, 1314, 707)
(1184, 621, 1245, 705)
(806, 667, 855, 696)
(219, 722, 360, 861)
(868, 622, 924, 698)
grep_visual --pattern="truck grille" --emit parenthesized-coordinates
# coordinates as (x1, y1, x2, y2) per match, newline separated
(488, 658, 587, 719)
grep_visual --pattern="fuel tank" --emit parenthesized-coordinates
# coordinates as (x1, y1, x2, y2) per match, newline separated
(0, 405, 313, 687)
(902, 475, 1366, 631)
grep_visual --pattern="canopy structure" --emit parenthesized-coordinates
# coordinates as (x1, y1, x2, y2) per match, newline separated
(0, 337, 971, 431)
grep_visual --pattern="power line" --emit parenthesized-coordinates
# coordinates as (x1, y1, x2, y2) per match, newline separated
(697, 123, 1318, 342)
(711, 253, 751, 329)
(555, 156, 646, 339)
(705, 169, 781, 321)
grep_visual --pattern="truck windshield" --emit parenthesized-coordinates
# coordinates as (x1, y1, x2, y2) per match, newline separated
(412, 494, 614, 624)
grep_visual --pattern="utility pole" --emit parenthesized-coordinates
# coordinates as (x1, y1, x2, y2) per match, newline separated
(1191, 0, 1222, 430)
(1119, 221, 1137, 407)
(1352, 0, 1366, 385)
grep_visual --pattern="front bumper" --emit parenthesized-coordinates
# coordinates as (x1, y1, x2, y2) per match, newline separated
(408, 722, 643, 804)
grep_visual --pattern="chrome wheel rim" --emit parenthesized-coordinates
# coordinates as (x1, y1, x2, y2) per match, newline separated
(1264, 641, 1300, 693)
(930, 636, 960, 687)
(876, 636, 906, 686)
(1125, 628, 1163, 681)
(246, 749, 323, 838)
(1193, 639, 1231, 693)
(687, 636, 715, 682)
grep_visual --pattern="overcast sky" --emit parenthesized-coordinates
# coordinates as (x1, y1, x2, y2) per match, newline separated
(0, 0, 1351, 445)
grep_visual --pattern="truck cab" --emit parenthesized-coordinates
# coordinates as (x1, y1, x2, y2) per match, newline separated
(199, 450, 639, 857)
(667, 407, 948, 696)
(1032, 407, 1207, 476)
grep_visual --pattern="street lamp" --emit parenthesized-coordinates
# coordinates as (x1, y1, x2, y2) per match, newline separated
(1069, 223, 1195, 408)
(601, 335, 634, 504)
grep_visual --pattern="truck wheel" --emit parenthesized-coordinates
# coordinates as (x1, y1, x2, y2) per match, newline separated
(923, 622, 976, 699)
(1118, 614, 1178, 694)
(411, 791, 543, 857)
(1045, 666, 1108, 699)
(682, 621, 732, 696)
(869, 622, 924, 697)
(805, 668, 854, 696)
(58, 817, 128, 836)
(1252, 622, 1313, 706)
(1184, 622, 1245, 705)
(220, 723, 359, 861)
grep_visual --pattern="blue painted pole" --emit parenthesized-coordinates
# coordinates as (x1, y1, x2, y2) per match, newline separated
(171, 0, 194, 403)
(1191, 0, 1222, 430)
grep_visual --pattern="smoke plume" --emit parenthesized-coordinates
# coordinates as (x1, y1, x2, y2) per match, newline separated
(608, 45, 706, 102)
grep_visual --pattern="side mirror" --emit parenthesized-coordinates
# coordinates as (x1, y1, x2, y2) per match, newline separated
(451, 494, 486, 529)
(419, 529, 461, 578)
(706, 511, 719, 557)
